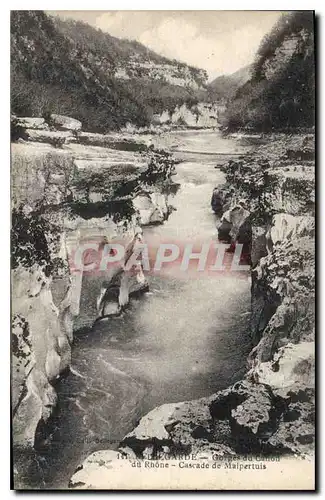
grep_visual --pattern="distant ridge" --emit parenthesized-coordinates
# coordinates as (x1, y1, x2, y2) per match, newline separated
(206, 65, 252, 102)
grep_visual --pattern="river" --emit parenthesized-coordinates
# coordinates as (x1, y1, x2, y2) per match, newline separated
(37, 130, 253, 489)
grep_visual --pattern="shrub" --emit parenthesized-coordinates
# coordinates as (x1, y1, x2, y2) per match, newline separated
(140, 148, 175, 186)
(11, 207, 57, 276)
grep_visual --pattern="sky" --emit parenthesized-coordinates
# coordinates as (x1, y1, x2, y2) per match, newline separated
(48, 10, 284, 80)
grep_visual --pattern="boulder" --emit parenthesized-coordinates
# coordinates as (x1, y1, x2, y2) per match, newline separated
(217, 205, 250, 244)
(50, 114, 82, 131)
(211, 187, 224, 216)
(133, 192, 169, 225)
(16, 117, 49, 130)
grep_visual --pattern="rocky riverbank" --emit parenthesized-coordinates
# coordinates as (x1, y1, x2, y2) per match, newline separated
(11, 114, 177, 488)
(69, 132, 315, 488)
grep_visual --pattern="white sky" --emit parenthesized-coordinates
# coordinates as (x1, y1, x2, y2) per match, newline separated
(48, 10, 284, 80)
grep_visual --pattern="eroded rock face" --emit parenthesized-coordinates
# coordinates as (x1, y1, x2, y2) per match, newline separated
(94, 230, 149, 321)
(248, 342, 314, 397)
(218, 134, 315, 454)
(250, 228, 314, 357)
(12, 264, 74, 449)
(267, 213, 314, 248)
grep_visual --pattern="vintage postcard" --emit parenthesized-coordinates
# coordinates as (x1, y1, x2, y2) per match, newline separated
(11, 10, 315, 490)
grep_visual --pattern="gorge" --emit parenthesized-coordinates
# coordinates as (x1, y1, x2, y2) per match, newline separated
(12, 119, 254, 489)
(12, 121, 315, 490)
(68, 132, 314, 490)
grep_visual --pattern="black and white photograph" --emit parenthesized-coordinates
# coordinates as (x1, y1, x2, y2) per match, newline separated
(10, 9, 315, 490)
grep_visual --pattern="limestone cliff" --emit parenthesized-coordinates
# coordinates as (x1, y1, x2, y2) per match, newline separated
(114, 60, 206, 91)
(152, 102, 220, 129)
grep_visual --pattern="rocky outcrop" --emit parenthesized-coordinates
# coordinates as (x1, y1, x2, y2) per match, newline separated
(11, 117, 176, 487)
(12, 114, 152, 150)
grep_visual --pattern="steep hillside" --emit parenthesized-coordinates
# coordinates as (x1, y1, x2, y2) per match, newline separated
(53, 17, 207, 90)
(11, 11, 207, 132)
(207, 65, 252, 102)
(223, 11, 315, 131)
